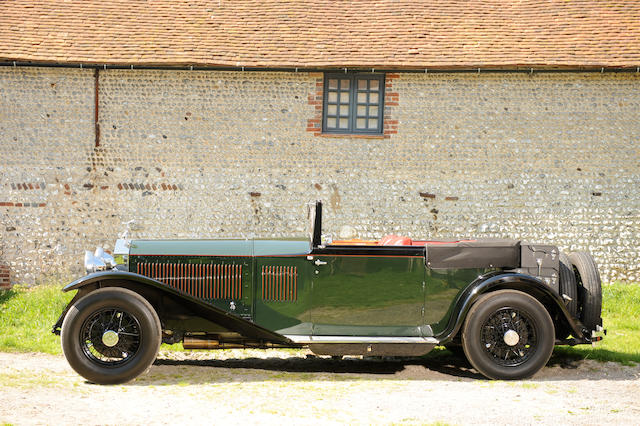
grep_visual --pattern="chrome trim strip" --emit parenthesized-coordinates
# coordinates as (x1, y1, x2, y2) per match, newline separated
(283, 335, 439, 344)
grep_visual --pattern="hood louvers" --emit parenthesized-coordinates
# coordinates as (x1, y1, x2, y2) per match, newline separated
(136, 262, 242, 300)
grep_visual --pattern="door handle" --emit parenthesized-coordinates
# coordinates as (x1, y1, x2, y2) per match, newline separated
(314, 259, 327, 266)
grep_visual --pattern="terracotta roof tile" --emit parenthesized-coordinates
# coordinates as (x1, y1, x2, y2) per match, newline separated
(0, 0, 639, 69)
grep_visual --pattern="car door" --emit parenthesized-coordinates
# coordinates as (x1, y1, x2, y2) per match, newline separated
(252, 240, 314, 336)
(310, 246, 425, 337)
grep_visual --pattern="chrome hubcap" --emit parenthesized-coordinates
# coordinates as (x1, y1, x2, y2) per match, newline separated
(101, 330, 120, 347)
(503, 329, 520, 346)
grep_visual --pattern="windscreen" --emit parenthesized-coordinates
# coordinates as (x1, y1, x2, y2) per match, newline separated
(307, 201, 316, 248)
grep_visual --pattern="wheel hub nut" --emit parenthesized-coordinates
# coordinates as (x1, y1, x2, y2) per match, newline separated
(102, 330, 119, 347)
(503, 329, 520, 346)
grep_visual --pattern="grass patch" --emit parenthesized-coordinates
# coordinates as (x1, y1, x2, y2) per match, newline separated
(521, 383, 539, 389)
(0, 371, 69, 388)
(0, 281, 639, 366)
(552, 282, 640, 364)
(0, 284, 75, 354)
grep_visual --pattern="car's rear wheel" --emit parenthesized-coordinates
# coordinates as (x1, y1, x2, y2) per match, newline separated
(61, 287, 161, 384)
(569, 251, 602, 332)
(462, 290, 555, 380)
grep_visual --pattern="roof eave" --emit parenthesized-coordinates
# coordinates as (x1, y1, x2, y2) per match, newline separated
(1, 59, 639, 73)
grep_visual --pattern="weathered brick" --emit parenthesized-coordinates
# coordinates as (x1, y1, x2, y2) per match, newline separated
(0, 265, 10, 290)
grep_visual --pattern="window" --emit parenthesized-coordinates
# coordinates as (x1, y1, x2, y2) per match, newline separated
(322, 73, 385, 134)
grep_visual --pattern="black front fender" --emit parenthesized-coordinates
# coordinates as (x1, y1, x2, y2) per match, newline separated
(52, 270, 293, 345)
(436, 272, 588, 344)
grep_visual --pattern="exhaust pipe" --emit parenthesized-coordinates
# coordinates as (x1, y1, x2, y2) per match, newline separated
(182, 337, 220, 349)
(182, 336, 293, 350)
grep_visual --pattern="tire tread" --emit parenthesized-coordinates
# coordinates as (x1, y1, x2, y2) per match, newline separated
(568, 251, 602, 331)
(461, 289, 555, 380)
(61, 287, 161, 384)
(559, 253, 578, 318)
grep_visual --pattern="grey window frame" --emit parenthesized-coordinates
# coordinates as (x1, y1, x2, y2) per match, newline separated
(322, 73, 385, 135)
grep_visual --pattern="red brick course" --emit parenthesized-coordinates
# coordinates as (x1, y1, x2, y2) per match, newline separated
(382, 74, 399, 138)
(0, 265, 10, 290)
(0, 202, 46, 208)
(306, 74, 325, 136)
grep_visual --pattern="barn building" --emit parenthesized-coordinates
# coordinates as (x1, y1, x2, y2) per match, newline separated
(0, 0, 639, 285)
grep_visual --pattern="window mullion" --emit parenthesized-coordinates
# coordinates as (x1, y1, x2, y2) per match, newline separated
(349, 75, 356, 132)
(322, 74, 329, 132)
(365, 78, 370, 129)
(378, 74, 385, 133)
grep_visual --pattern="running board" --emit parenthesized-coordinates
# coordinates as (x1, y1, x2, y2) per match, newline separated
(283, 335, 439, 344)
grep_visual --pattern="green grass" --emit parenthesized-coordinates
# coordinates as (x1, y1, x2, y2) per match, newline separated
(0, 284, 75, 354)
(0, 281, 638, 365)
(552, 282, 640, 364)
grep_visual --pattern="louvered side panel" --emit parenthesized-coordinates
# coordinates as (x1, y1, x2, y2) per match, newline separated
(261, 265, 297, 302)
(136, 261, 242, 300)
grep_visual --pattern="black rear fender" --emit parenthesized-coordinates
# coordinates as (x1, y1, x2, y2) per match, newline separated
(439, 272, 589, 344)
(52, 270, 292, 345)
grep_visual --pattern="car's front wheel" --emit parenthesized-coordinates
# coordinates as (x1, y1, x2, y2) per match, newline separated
(61, 287, 161, 384)
(461, 290, 554, 380)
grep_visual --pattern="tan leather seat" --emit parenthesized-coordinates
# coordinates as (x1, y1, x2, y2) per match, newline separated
(378, 234, 412, 246)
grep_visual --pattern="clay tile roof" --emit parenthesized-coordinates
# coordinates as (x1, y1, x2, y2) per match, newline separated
(0, 0, 639, 69)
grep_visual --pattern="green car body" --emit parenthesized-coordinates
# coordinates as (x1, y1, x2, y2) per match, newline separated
(53, 201, 603, 383)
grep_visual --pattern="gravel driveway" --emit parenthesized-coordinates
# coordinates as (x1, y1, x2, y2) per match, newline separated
(1, 349, 638, 425)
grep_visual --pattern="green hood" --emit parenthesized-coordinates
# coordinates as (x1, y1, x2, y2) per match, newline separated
(129, 238, 310, 257)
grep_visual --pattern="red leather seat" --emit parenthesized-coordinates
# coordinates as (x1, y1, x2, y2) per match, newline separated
(378, 234, 413, 246)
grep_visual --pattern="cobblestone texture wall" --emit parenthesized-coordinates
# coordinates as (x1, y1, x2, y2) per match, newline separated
(0, 67, 638, 284)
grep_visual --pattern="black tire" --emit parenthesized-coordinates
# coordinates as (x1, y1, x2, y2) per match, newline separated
(461, 290, 555, 380)
(559, 253, 578, 318)
(569, 251, 602, 331)
(61, 287, 161, 384)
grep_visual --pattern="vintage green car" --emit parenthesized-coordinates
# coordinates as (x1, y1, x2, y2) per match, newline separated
(53, 201, 603, 383)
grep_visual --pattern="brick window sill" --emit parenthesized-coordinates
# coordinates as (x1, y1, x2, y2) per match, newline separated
(316, 133, 388, 139)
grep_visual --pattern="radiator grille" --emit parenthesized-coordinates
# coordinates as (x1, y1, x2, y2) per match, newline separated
(136, 262, 242, 300)
(261, 265, 297, 302)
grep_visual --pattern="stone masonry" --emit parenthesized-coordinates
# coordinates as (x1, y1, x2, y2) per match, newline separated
(0, 67, 638, 285)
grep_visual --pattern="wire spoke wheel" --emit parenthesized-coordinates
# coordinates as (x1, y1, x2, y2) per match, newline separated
(81, 308, 142, 366)
(462, 290, 554, 380)
(480, 308, 536, 367)
(61, 287, 161, 384)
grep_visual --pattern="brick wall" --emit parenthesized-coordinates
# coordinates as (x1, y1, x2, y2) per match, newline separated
(0, 67, 638, 285)
(0, 264, 9, 290)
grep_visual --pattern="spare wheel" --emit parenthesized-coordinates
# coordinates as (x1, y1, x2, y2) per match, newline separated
(569, 251, 602, 332)
(558, 253, 578, 318)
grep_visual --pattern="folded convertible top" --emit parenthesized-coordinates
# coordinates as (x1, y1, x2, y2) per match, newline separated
(425, 239, 521, 269)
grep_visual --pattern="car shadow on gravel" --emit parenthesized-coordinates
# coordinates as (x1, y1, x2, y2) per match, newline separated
(141, 347, 622, 385)
(147, 350, 486, 384)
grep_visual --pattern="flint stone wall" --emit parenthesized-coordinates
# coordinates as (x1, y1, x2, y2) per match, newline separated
(0, 67, 638, 285)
